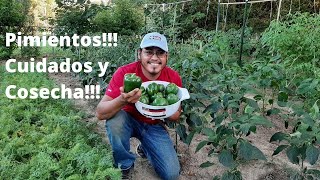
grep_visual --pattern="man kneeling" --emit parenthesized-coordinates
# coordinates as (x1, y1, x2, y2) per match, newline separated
(96, 32, 182, 180)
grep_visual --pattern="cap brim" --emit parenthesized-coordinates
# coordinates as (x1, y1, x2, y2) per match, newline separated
(140, 43, 168, 52)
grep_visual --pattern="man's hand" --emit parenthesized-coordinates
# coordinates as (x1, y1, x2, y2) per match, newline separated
(119, 86, 142, 104)
(167, 106, 181, 122)
(96, 87, 142, 120)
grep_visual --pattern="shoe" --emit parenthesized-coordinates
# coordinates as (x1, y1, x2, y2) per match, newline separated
(135, 144, 147, 159)
(121, 165, 134, 180)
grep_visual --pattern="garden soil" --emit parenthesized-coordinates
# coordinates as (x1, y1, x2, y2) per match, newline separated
(48, 71, 320, 180)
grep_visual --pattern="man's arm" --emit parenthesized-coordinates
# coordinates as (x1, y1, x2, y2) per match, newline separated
(96, 87, 142, 120)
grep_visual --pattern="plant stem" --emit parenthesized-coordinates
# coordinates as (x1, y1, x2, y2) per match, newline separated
(271, 88, 275, 109)
(263, 88, 266, 115)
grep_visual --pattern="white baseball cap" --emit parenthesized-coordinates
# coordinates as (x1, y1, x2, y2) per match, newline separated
(140, 32, 168, 52)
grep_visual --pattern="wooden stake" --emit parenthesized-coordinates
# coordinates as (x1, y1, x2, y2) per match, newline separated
(277, 0, 282, 22)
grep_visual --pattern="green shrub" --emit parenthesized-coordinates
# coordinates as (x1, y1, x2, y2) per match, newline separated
(262, 12, 320, 66)
(21, 46, 41, 58)
(93, 0, 143, 35)
(0, 0, 28, 59)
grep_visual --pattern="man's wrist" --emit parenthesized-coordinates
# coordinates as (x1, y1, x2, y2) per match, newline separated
(117, 95, 128, 106)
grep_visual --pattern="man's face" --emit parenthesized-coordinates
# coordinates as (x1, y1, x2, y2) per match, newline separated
(139, 46, 168, 76)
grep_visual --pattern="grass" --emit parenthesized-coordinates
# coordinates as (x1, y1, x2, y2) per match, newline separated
(0, 64, 121, 179)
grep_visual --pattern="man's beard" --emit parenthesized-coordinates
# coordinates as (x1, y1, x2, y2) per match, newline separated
(145, 61, 166, 75)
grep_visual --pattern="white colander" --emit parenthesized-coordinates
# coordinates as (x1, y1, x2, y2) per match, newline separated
(135, 81, 190, 120)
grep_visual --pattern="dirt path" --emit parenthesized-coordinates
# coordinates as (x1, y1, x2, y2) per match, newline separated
(47, 70, 316, 180)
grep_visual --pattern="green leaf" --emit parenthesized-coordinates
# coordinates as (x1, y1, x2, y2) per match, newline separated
(302, 113, 315, 127)
(292, 105, 306, 116)
(244, 105, 255, 114)
(246, 98, 259, 110)
(270, 132, 288, 142)
(221, 170, 242, 180)
(286, 146, 300, 164)
(249, 126, 257, 133)
(290, 131, 302, 138)
(299, 144, 307, 161)
(297, 79, 313, 94)
(306, 145, 320, 165)
(176, 124, 187, 143)
(185, 131, 196, 146)
(214, 113, 226, 125)
(277, 101, 287, 107)
(239, 123, 251, 135)
(190, 113, 202, 126)
(291, 171, 303, 180)
(277, 91, 288, 107)
(278, 91, 288, 102)
(202, 128, 215, 137)
(310, 100, 320, 119)
(200, 161, 214, 168)
(268, 99, 274, 105)
(217, 126, 233, 136)
(196, 141, 208, 153)
(250, 115, 273, 127)
(228, 121, 241, 128)
(272, 145, 289, 156)
(218, 149, 235, 168)
(266, 108, 280, 116)
(204, 102, 221, 113)
(192, 101, 206, 108)
(306, 169, 320, 178)
(238, 141, 267, 161)
(228, 102, 240, 109)
(270, 54, 281, 62)
(213, 176, 221, 180)
(213, 64, 222, 73)
(226, 136, 238, 148)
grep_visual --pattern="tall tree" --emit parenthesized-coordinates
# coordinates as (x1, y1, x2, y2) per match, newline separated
(0, 0, 29, 58)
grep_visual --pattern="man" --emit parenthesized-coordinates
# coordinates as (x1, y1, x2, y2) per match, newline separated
(96, 32, 182, 180)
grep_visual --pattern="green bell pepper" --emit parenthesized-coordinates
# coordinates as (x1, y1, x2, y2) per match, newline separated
(147, 82, 159, 96)
(140, 86, 146, 95)
(152, 97, 168, 106)
(157, 84, 165, 92)
(124, 73, 142, 93)
(165, 83, 179, 95)
(166, 93, 179, 105)
(139, 95, 149, 104)
(150, 92, 164, 102)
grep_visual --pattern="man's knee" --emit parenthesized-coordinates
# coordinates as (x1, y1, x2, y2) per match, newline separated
(105, 110, 128, 135)
(161, 165, 180, 180)
(157, 161, 180, 180)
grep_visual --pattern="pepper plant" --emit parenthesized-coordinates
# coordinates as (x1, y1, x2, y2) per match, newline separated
(270, 100, 320, 179)
(169, 31, 276, 179)
(244, 60, 288, 115)
(192, 67, 274, 179)
(261, 12, 320, 102)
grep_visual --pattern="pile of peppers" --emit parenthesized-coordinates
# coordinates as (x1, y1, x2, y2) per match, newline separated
(123, 74, 179, 106)
(139, 82, 179, 106)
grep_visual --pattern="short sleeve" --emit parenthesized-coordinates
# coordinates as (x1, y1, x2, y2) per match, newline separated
(105, 68, 125, 99)
(171, 70, 182, 87)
